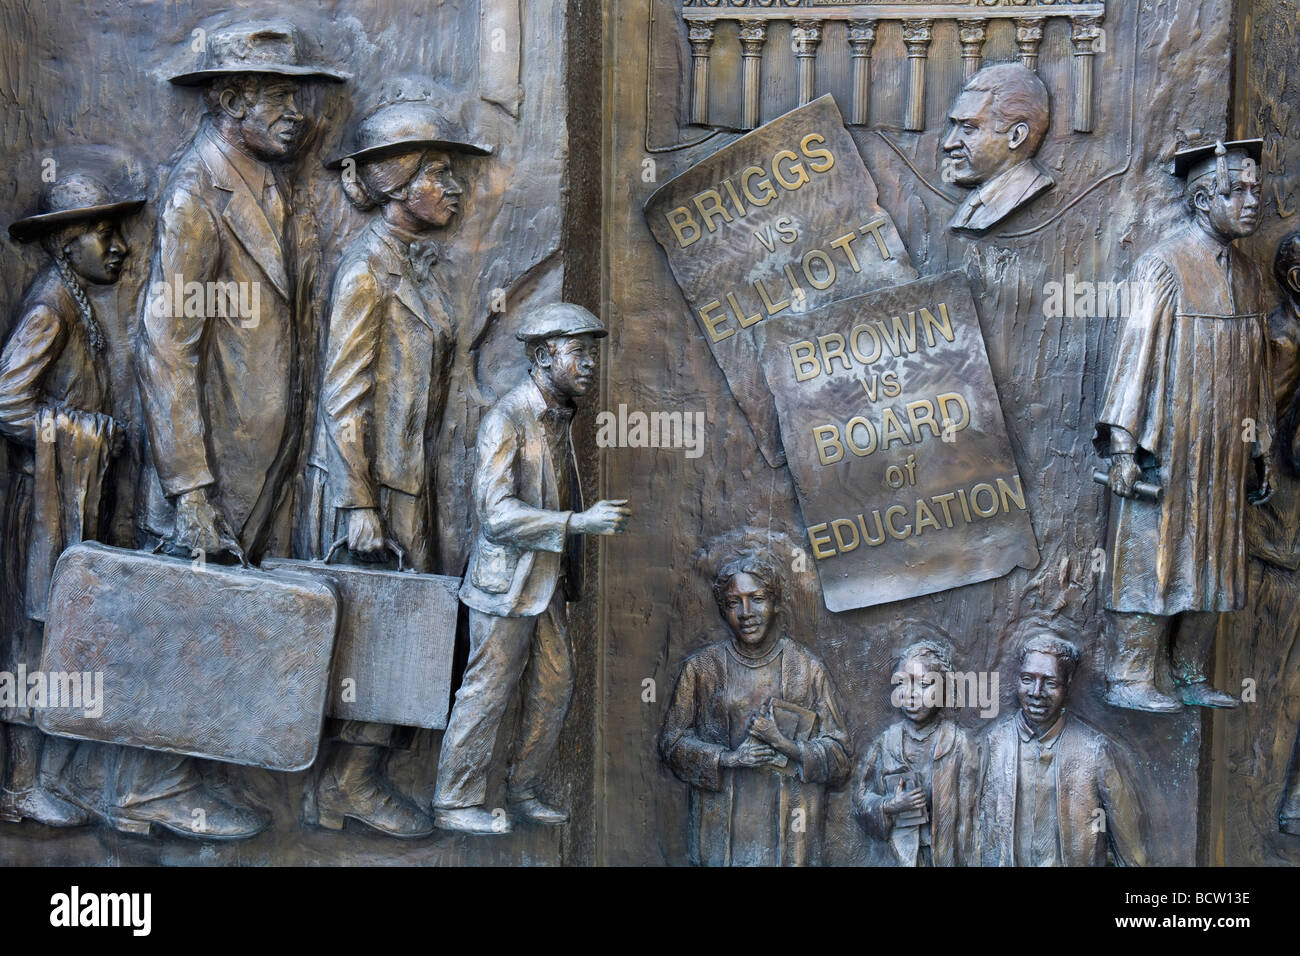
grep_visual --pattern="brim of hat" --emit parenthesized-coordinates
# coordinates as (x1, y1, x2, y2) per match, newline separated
(169, 64, 350, 85)
(1173, 139, 1265, 178)
(325, 138, 493, 168)
(516, 328, 609, 341)
(8, 200, 146, 243)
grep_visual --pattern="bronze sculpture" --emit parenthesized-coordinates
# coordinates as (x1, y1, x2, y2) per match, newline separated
(432, 303, 630, 835)
(2, 0, 1298, 872)
(1095, 139, 1271, 713)
(138, 19, 344, 564)
(853, 628, 977, 867)
(943, 63, 1054, 236)
(0, 170, 141, 828)
(1249, 231, 1300, 571)
(977, 626, 1148, 866)
(660, 550, 850, 866)
(302, 98, 491, 838)
(119, 19, 345, 839)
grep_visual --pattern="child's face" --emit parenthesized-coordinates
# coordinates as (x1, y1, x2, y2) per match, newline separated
(895, 659, 940, 725)
(64, 218, 128, 285)
(721, 572, 775, 649)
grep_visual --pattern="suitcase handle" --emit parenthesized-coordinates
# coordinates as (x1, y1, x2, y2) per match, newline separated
(323, 536, 408, 572)
(152, 533, 249, 568)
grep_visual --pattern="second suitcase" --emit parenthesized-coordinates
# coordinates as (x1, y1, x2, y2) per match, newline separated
(263, 543, 461, 730)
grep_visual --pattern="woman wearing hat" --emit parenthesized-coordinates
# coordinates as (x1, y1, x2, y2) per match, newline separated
(0, 171, 141, 827)
(302, 100, 491, 837)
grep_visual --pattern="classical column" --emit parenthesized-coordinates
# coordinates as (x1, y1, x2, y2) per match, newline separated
(738, 21, 767, 130)
(902, 19, 933, 132)
(1071, 15, 1105, 133)
(847, 19, 878, 126)
(1015, 17, 1045, 72)
(958, 18, 988, 81)
(688, 20, 715, 126)
(791, 19, 823, 106)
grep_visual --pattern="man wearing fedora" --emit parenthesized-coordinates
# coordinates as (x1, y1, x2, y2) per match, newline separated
(433, 304, 631, 835)
(122, 20, 345, 839)
(1095, 139, 1273, 713)
(300, 98, 491, 837)
(0, 169, 142, 829)
(138, 19, 346, 566)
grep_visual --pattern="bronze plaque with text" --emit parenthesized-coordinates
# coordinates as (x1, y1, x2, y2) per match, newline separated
(759, 271, 1040, 611)
(645, 95, 917, 467)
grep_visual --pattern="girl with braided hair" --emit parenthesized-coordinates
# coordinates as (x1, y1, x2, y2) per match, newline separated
(0, 170, 141, 826)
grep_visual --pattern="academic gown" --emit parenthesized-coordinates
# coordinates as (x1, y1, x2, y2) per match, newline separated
(1095, 223, 1273, 615)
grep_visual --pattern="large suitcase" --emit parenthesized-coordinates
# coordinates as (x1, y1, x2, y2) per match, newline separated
(263, 540, 461, 730)
(36, 542, 339, 771)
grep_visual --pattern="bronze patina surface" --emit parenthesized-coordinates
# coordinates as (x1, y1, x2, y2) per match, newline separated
(261, 552, 462, 730)
(38, 543, 338, 772)
(2, 0, 1300, 874)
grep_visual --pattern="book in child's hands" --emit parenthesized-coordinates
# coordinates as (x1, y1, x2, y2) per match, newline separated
(882, 770, 929, 828)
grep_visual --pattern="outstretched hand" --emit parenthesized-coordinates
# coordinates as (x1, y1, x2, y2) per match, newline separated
(572, 499, 631, 535)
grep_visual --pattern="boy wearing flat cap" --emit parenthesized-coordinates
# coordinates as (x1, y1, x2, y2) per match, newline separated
(433, 303, 630, 834)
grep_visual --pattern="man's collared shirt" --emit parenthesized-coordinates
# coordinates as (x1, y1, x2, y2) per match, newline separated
(1014, 709, 1065, 866)
(208, 126, 287, 238)
(530, 369, 575, 508)
(948, 159, 1053, 235)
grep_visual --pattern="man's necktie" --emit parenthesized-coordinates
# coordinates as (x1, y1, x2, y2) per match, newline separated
(1031, 745, 1055, 865)
(263, 179, 287, 239)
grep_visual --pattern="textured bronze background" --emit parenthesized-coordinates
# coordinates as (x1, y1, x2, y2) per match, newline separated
(604, 0, 1223, 865)
(759, 272, 1039, 611)
(645, 95, 917, 468)
(37, 543, 338, 771)
(261, 557, 461, 730)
